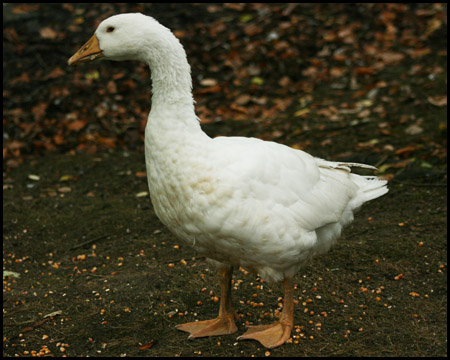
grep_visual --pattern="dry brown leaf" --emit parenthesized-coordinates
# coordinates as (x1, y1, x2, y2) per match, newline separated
(46, 67, 65, 79)
(406, 47, 431, 58)
(244, 24, 263, 36)
(32, 102, 49, 121)
(427, 95, 447, 107)
(53, 134, 65, 145)
(354, 67, 375, 76)
(197, 84, 221, 94)
(67, 120, 87, 131)
(139, 339, 156, 350)
(395, 145, 419, 156)
(99, 137, 116, 148)
(40, 27, 59, 39)
(235, 94, 251, 105)
(330, 67, 346, 78)
(379, 51, 405, 64)
(106, 80, 117, 93)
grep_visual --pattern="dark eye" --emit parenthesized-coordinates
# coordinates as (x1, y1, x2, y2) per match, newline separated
(106, 26, 115, 33)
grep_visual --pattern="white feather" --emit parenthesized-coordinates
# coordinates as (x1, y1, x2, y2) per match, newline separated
(91, 13, 388, 283)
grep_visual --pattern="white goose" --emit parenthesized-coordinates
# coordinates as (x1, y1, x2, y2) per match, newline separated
(69, 13, 388, 348)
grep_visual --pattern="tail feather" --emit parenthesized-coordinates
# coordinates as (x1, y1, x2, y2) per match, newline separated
(349, 174, 388, 209)
(315, 157, 389, 210)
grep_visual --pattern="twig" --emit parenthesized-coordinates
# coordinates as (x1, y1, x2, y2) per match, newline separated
(70, 234, 111, 250)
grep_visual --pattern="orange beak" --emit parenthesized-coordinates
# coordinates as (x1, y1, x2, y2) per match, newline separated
(68, 34, 104, 65)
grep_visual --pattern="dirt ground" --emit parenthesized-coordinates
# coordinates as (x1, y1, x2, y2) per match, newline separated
(3, 3, 447, 357)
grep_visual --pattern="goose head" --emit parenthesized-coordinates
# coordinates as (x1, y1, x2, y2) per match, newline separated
(68, 13, 175, 65)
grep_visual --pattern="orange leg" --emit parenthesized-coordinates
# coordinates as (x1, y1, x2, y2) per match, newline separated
(176, 266, 238, 339)
(238, 277, 294, 348)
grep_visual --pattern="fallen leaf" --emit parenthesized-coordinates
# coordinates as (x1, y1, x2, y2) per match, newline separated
(355, 67, 375, 75)
(404, 124, 423, 135)
(3, 270, 20, 278)
(244, 23, 263, 36)
(239, 14, 253, 23)
(357, 139, 379, 149)
(420, 161, 433, 168)
(43, 310, 63, 318)
(251, 77, 264, 85)
(230, 104, 249, 114)
(58, 186, 72, 193)
(99, 137, 116, 148)
(427, 95, 446, 107)
(53, 134, 65, 145)
(278, 76, 291, 87)
(379, 51, 405, 65)
(235, 94, 251, 105)
(395, 145, 418, 156)
(67, 120, 87, 131)
(294, 108, 310, 117)
(85, 70, 100, 80)
(32, 102, 49, 121)
(136, 191, 149, 198)
(60, 175, 74, 181)
(200, 78, 218, 87)
(40, 27, 59, 39)
(407, 47, 431, 58)
(197, 84, 221, 94)
(106, 80, 117, 93)
(11, 4, 38, 14)
(330, 67, 346, 78)
(139, 339, 156, 350)
(425, 18, 443, 36)
(357, 108, 371, 118)
(46, 67, 65, 79)
(11, 72, 31, 84)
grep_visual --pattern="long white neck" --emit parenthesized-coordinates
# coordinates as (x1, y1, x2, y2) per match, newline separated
(143, 29, 200, 132)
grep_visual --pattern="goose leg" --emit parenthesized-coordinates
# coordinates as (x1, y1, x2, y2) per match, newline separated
(237, 277, 294, 348)
(176, 265, 238, 338)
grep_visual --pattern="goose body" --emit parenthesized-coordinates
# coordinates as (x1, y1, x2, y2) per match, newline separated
(69, 13, 388, 348)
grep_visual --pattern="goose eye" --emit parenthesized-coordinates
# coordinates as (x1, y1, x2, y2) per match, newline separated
(106, 26, 115, 33)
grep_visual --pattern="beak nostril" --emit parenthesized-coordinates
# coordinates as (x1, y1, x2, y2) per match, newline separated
(68, 34, 103, 65)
